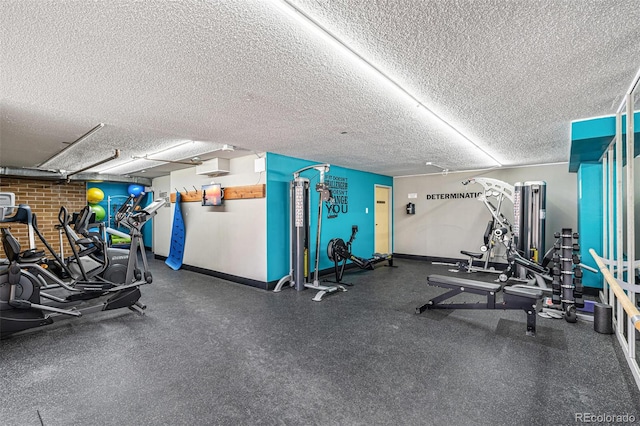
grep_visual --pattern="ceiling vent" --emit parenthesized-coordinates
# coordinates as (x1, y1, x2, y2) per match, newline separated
(195, 158, 230, 176)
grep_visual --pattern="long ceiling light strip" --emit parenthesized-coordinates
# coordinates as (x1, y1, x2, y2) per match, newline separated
(277, 0, 502, 167)
(96, 139, 195, 174)
(132, 155, 203, 166)
(96, 140, 224, 175)
(98, 156, 166, 176)
(95, 157, 142, 174)
(617, 65, 640, 113)
(38, 123, 105, 168)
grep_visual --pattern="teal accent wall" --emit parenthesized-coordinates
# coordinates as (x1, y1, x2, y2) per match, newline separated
(265, 153, 393, 282)
(86, 182, 153, 248)
(577, 163, 603, 289)
(569, 111, 640, 172)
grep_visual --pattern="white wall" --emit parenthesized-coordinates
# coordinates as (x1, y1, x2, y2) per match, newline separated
(152, 174, 172, 255)
(152, 154, 267, 281)
(393, 163, 577, 261)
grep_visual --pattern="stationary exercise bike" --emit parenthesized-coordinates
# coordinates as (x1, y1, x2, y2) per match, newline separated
(326, 225, 394, 285)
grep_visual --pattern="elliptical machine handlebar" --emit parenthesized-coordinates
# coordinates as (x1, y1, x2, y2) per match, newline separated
(121, 198, 166, 232)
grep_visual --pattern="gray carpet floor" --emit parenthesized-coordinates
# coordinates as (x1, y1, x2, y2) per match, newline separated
(2, 258, 639, 425)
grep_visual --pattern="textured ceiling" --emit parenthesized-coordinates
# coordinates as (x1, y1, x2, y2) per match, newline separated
(1, 0, 639, 178)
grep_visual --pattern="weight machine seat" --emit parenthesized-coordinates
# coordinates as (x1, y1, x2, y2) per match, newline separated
(427, 274, 501, 293)
(460, 250, 484, 260)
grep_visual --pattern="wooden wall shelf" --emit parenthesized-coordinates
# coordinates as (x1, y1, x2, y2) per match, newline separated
(170, 184, 265, 203)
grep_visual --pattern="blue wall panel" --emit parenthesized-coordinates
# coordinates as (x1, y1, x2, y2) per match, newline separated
(265, 153, 393, 282)
(86, 182, 153, 248)
(577, 163, 603, 289)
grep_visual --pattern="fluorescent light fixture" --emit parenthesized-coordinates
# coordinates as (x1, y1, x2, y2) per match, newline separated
(97, 157, 150, 175)
(273, 0, 502, 167)
(95, 140, 226, 175)
(425, 161, 449, 175)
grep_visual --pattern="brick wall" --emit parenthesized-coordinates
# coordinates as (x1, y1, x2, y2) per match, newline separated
(0, 177, 86, 256)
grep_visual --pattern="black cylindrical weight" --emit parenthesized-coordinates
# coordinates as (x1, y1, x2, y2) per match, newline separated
(593, 303, 614, 334)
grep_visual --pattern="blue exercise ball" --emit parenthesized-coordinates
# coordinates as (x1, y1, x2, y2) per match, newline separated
(127, 184, 145, 197)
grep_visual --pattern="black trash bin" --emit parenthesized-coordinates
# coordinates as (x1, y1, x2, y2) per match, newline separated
(593, 303, 614, 334)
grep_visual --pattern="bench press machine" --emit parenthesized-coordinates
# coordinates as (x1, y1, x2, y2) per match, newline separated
(416, 275, 543, 336)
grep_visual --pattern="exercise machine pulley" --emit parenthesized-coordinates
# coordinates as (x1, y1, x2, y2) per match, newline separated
(273, 164, 346, 301)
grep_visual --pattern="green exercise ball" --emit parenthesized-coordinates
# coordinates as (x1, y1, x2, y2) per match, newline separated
(89, 203, 106, 221)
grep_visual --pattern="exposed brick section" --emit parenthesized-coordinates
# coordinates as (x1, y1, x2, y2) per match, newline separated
(0, 177, 86, 256)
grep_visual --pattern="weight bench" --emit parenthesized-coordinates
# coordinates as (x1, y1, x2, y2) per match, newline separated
(416, 274, 543, 336)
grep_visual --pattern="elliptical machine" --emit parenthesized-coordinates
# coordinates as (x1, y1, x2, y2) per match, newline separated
(0, 197, 165, 338)
(326, 225, 394, 285)
(63, 194, 147, 284)
(0, 201, 132, 284)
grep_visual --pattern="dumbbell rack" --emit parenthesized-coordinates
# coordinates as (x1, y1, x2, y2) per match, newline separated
(550, 228, 584, 322)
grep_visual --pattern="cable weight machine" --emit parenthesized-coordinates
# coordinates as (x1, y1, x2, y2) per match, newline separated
(457, 178, 547, 282)
(513, 181, 546, 276)
(273, 164, 346, 301)
(457, 178, 516, 278)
